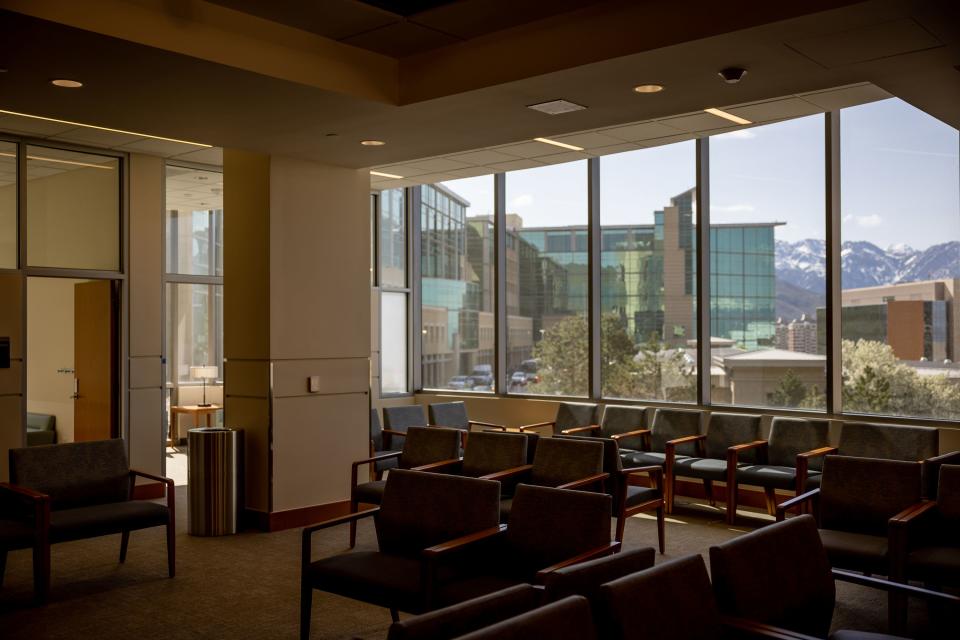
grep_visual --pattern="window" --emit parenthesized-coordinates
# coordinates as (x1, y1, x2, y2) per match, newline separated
(840, 98, 960, 420)
(380, 187, 406, 288)
(165, 283, 223, 384)
(26, 146, 120, 271)
(420, 178, 495, 392)
(381, 291, 408, 394)
(710, 116, 826, 410)
(599, 142, 697, 402)
(506, 161, 589, 397)
(379, 188, 409, 395)
(165, 166, 223, 276)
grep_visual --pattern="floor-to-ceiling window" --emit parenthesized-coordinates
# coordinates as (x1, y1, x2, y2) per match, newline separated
(380, 188, 409, 395)
(0, 141, 16, 268)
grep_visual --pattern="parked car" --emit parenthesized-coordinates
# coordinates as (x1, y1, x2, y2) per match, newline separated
(470, 374, 494, 388)
(510, 371, 528, 386)
(447, 375, 473, 390)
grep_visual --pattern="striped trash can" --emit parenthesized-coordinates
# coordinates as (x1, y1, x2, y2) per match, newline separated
(188, 427, 239, 536)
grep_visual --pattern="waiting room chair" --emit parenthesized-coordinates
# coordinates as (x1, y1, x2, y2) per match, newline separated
(541, 547, 655, 608)
(518, 401, 599, 436)
(559, 434, 664, 550)
(433, 431, 528, 481)
(383, 405, 429, 450)
(453, 596, 597, 640)
(301, 470, 502, 639)
(563, 405, 649, 466)
(370, 409, 402, 481)
(427, 401, 505, 435)
(922, 450, 960, 499)
(4, 439, 175, 601)
(349, 426, 462, 547)
(484, 437, 606, 522)
(0, 482, 49, 602)
(26, 413, 57, 447)
(896, 463, 960, 590)
(623, 407, 703, 513)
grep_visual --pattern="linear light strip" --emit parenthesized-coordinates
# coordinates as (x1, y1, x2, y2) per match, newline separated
(0, 150, 114, 169)
(703, 107, 752, 125)
(533, 137, 585, 151)
(0, 109, 212, 148)
(370, 170, 403, 179)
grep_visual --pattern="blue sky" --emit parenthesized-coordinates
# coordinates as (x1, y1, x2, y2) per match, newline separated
(441, 98, 959, 249)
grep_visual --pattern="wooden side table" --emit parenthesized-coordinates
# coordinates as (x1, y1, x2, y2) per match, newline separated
(169, 405, 222, 446)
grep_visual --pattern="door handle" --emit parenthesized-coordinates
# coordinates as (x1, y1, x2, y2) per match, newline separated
(71, 378, 80, 400)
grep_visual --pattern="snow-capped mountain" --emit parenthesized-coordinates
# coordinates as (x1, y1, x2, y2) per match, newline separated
(775, 239, 960, 292)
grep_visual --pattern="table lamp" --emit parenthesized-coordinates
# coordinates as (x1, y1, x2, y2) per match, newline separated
(190, 365, 219, 407)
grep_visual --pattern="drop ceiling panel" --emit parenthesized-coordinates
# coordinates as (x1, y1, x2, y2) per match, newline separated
(340, 21, 458, 57)
(537, 151, 591, 165)
(0, 114, 77, 137)
(120, 138, 208, 156)
(659, 112, 733, 133)
(798, 84, 892, 111)
(446, 149, 521, 165)
(373, 163, 435, 177)
(404, 157, 473, 172)
(494, 141, 562, 159)
(551, 131, 623, 150)
(206, 0, 399, 41)
(55, 127, 145, 147)
(600, 121, 683, 142)
(169, 147, 224, 166)
(443, 166, 497, 179)
(487, 158, 545, 172)
(590, 142, 641, 157)
(786, 18, 942, 68)
(727, 97, 823, 122)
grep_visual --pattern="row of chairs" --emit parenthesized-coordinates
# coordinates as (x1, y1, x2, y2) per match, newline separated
(384, 513, 960, 640)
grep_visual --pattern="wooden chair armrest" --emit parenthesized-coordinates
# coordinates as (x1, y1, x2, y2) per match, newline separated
(727, 440, 768, 469)
(889, 499, 937, 525)
(665, 434, 706, 447)
(130, 469, 175, 486)
(535, 541, 621, 580)
(721, 616, 822, 639)
(468, 420, 506, 430)
(422, 525, 507, 557)
(776, 488, 819, 521)
(302, 508, 380, 567)
(381, 428, 409, 437)
(557, 472, 609, 490)
(518, 421, 555, 433)
(479, 464, 533, 482)
(621, 465, 663, 476)
(832, 569, 960, 607)
(412, 458, 463, 473)
(0, 482, 50, 502)
(797, 446, 837, 460)
(352, 451, 402, 469)
(560, 424, 601, 435)
(611, 429, 650, 440)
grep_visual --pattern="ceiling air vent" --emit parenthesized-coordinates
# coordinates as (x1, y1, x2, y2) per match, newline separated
(527, 99, 587, 115)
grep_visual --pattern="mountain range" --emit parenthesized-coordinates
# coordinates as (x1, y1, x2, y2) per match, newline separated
(773, 239, 960, 320)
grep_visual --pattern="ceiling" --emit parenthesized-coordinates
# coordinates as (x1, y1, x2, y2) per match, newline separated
(0, 0, 956, 172)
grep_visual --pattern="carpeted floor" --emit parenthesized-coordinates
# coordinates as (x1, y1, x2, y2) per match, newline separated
(0, 487, 946, 639)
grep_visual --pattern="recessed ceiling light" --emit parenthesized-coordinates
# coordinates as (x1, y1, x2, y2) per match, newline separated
(370, 170, 403, 179)
(0, 108, 212, 147)
(51, 79, 83, 88)
(704, 107, 752, 125)
(633, 84, 664, 94)
(527, 100, 587, 115)
(361, 140, 386, 146)
(533, 137, 585, 152)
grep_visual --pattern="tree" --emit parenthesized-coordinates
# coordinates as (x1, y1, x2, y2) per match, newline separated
(768, 369, 807, 407)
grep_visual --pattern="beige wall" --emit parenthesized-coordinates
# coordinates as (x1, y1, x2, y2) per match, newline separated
(0, 275, 23, 480)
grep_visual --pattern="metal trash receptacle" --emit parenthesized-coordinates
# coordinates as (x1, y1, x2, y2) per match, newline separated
(188, 427, 239, 536)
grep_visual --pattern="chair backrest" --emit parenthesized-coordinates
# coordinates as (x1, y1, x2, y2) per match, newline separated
(522, 432, 540, 464)
(384, 405, 428, 434)
(454, 596, 598, 640)
(649, 408, 702, 455)
(399, 427, 461, 469)
(708, 515, 835, 638)
(599, 405, 647, 451)
(542, 547, 655, 605)
(555, 402, 599, 432)
(386, 584, 542, 640)
(529, 438, 604, 487)
(767, 417, 831, 470)
(462, 432, 528, 478)
(26, 412, 56, 432)
(820, 455, 923, 536)
(923, 451, 960, 499)
(937, 464, 960, 522)
(9, 439, 129, 510)
(428, 401, 469, 430)
(704, 413, 762, 462)
(370, 409, 385, 451)
(599, 554, 720, 640)
(556, 435, 622, 504)
(376, 469, 500, 558)
(506, 484, 611, 579)
(838, 422, 938, 461)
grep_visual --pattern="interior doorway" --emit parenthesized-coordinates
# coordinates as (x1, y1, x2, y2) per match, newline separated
(26, 277, 120, 445)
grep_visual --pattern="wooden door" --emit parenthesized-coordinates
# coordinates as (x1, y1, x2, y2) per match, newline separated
(74, 280, 118, 441)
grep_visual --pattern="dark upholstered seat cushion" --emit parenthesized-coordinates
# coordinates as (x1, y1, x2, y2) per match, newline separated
(376, 456, 401, 474)
(555, 402, 599, 432)
(649, 409, 702, 455)
(309, 552, 426, 612)
(704, 413, 762, 462)
(387, 584, 542, 640)
(462, 432, 527, 478)
(542, 547, 655, 605)
(907, 546, 960, 584)
(10, 439, 130, 510)
(736, 465, 822, 490)
(428, 402, 470, 431)
(673, 457, 728, 480)
(529, 438, 603, 487)
(830, 631, 910, 640)
(820, 456, 922, 537)
(354, 480, 386, 505)
(838, 422, 938, 461)
(50, 500, 168, 543)
(498, 498, 513, 522)
(819, 529, 889, 574)
(0, 518, 36, 549)
(599, 405, 647, 452)
(435, 574, 522, 607)
(626, 451, 693, 468)
(624, 486, 660, 508)
(454, 596, 597, 640)
(399, 427, 461, 469)
(709, 515, 835, 638)
(599, 554, 721, 640)
(384, 406, 428, 434)
(767, 418, 831, 470)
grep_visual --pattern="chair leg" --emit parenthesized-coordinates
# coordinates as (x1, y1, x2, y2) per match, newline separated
(349, 499, 359, 548)
(703, 479, 714, 506)
(119, 530, 130, 563)
(656, 505, 665, 554)
(32, 542, 50, 604)
(763, 487, 777, 516)
(167, 522, 176, 578)
(300, 581, 313, 640)
(725, 479, 737, 525)
(665, 474, 675, 515)
(390, 607, 400, 623)
(615, 514, 626, 543)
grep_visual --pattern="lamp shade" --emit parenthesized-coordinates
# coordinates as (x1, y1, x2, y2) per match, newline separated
(190, 365, 219, 380)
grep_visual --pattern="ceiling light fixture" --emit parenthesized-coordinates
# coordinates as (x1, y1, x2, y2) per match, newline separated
(0, 150, 113, 170)
(361, 140, 386, 146)
(51, 78, 83, 88)
(527, 100, 587, 115)
(370, 170, 403, 179)
(533, 137, 584, 151)
(0, 108, 212, 147)
(633, 84, 664, 94)
(703, 107, 752, 125)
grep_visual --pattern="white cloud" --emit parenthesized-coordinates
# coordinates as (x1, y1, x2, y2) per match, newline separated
(716, 129, 757, 141)
(855, 214, 882, 228)
(843, 214, 853, 223)
(713, 204, 755, 213)
(510, 194, 534, 208)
